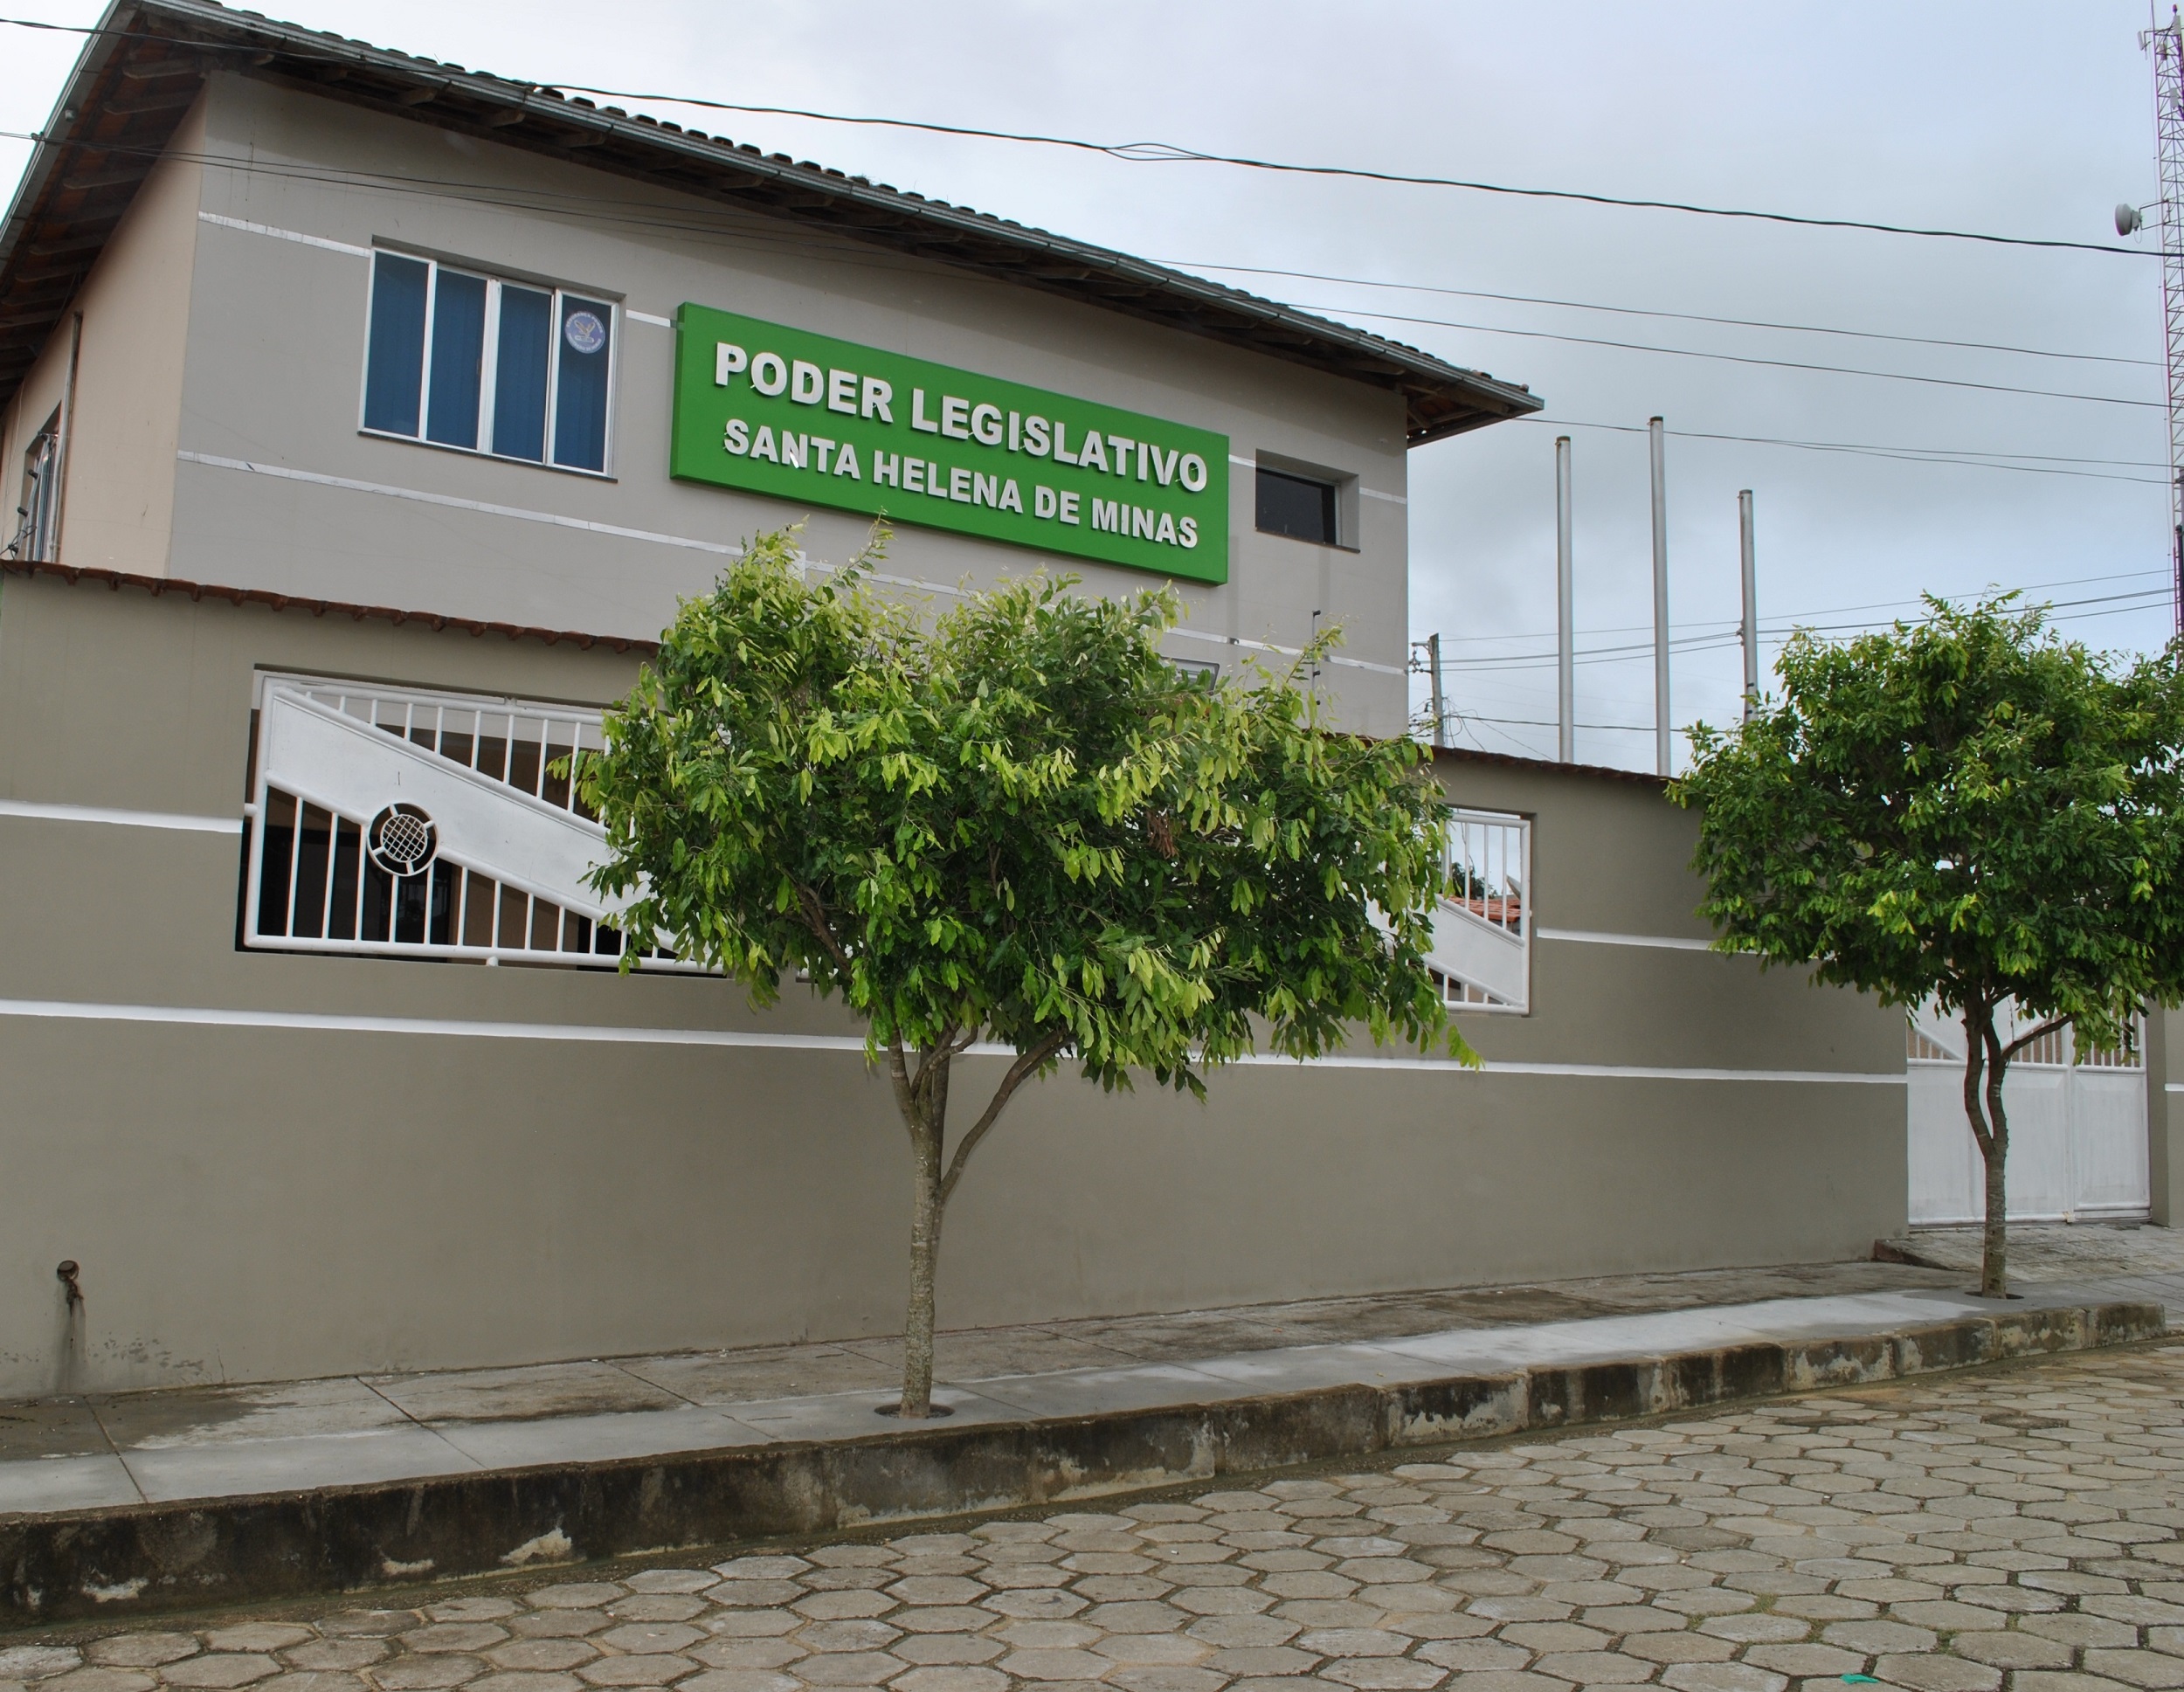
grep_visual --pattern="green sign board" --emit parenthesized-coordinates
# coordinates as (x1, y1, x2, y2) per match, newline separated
(668, 304, 1229, 584)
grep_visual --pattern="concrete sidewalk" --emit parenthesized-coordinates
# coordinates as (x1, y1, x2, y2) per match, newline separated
(1, 1254, 2170, 1520)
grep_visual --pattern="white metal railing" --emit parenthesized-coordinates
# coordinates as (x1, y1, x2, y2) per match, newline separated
(1907, 999, 2143, 1070)
(1426, 808, 1531, 1012)
(242, 676, 683, 969)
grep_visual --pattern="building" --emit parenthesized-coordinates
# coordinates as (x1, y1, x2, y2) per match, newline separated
(0, 0, 1931, 1400)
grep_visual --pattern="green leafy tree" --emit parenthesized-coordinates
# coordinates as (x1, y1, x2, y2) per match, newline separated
(579, 529, 1470, 1415)
(1673, 596, 2184, 1295)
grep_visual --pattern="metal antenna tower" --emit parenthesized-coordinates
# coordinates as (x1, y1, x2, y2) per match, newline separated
(2149, 6, 2184, 632)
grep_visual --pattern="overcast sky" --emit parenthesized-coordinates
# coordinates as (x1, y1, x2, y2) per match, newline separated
(2, 2, 2169, 769)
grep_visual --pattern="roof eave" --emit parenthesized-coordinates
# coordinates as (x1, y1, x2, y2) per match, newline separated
(0, 0, 1544, 440)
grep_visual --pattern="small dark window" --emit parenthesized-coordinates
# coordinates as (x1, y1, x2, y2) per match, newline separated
(1256, 466, 1338, 544)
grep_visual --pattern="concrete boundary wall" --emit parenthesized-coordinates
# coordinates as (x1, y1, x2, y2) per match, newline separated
(0, 572, 1907, 1396)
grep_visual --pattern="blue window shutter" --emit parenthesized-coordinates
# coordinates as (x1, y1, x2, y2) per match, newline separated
(363, 253, 428, 436)
(493, 286, 552, 461)
(425, 271, 487, 449)
(552, 296, 613, 472)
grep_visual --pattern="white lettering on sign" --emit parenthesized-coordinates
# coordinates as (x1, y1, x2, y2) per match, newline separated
(704, 337, 1213, 528)
(710, 416, 1203, 552)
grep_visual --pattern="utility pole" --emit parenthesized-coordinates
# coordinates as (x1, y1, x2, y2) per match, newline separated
(1648, 417, 1670, 777)
(2148, 7, 2184, 632)
(1738, 490, 1759, 720)
(1426, 632, 1446, 749)
(1555, 435, 1574, 763)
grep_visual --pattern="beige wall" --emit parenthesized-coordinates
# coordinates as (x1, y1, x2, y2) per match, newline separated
(156, 74, 1409, 734)
(0, 99, 204, 577)
(0, 574, 1907, 1397)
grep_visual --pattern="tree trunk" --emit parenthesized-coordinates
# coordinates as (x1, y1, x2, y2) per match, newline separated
(1959, 1000, 2009, 1299)
(1980, 1016, 2010, 1298)
(899, 1102, 945, 1417)
(1980, 1124, 2009, 1296)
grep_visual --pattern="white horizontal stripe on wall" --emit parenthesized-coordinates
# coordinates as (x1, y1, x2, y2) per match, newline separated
(177, 452, 740, 555)
(1360, 488, 1407, 505)
(1537, 928, 1717, 953)
(197, 211, 373, 259)
(625, 310, 673, 328)
(0, 798, 241, 835)
(0, 998, 1901, 1083)
(164, 458, 1400, 678)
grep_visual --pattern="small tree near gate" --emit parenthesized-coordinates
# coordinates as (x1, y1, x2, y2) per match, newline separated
(1673, 596, 2184, 1296)
(579, 530, 1471, 1416)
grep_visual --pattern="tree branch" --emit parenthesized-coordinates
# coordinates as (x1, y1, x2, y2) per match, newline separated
(2000, 1014, 2070, 1065)
(938, 1027, 1071, 1206)
(793, 881, 854, 977)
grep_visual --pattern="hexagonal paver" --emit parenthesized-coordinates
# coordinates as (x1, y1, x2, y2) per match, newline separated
(486, 1640, 598, 1673)
(31, 1338, 2184, 1692)
(401, 1627, 508, 1656)
(370, 1658, 485, 1692)
(157, 1658, 280, 1690)
(572, 1657, 698, 1688)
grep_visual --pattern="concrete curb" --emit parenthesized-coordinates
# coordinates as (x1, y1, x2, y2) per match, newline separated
(0, 1300, 2162, 1629)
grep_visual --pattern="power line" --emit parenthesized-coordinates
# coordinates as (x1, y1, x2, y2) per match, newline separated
(1435, 587, 2175, 673)
(0, 16, 2138, 258)
(1308, 304, 2163, 412)
(1517, 418, 2167, 485)
(1418, 567, 2171, 647)
(8, 129, 2149, 487)
(519, 85, 2152, 260)
(1166, 261, 2160, 370)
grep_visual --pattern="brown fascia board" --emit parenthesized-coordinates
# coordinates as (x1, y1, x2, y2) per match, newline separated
(8, 563, 1674, 797)
(1, 557, 656, 653)
(0, 0, 1543, 444)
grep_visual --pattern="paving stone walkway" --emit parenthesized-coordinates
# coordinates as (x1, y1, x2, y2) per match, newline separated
(5, 1332, 2182, 1692)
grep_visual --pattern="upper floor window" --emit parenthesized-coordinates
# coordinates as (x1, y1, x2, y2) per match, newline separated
(362, 251, 617, 474)
(1254, 453, 1358, 548)
(1256, 466, 1337, 544)
(6, 408, 62, 563)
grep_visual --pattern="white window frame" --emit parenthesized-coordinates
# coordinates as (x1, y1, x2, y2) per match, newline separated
(358, 249, 620, 479)
(6, 410, 62, 563)
(240, 672, 688, 970)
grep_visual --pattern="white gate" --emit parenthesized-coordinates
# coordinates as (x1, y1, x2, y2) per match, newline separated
(1906, 1002, 2150, 1225)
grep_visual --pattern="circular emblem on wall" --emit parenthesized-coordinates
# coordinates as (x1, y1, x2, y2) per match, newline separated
(367, 804, 439, 877)
(563, 310, 606, 356)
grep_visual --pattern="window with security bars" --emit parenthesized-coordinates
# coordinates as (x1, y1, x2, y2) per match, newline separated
(241, 676, 678, 968)
(1425, 808, 1530, 1013)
